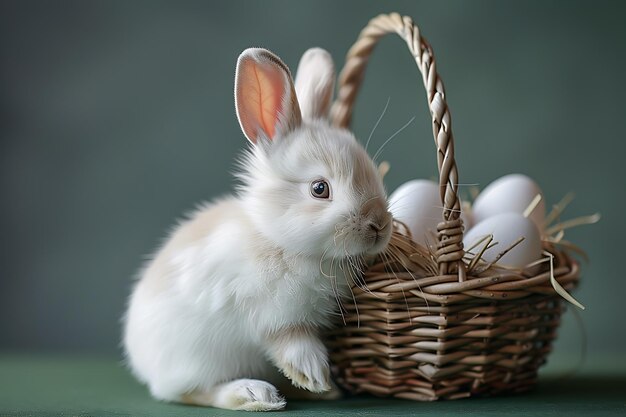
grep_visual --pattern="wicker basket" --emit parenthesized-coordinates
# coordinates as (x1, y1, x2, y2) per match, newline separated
(326, 13, 580, 401)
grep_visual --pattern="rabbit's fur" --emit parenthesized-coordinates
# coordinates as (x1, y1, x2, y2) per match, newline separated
(123, 48, 392, 411)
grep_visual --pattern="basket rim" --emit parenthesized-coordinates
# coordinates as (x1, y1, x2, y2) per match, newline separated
(355, 225, 579, 304)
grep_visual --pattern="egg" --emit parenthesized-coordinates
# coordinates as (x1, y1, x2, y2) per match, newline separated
(462, 212, 542, 268)
(389, 179, 472, 247)
(460, 200, 474, 230)
(472, 174, 545, 229)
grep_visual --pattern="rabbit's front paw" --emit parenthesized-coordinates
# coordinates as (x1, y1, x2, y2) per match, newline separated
(279, 357, 331, 393)
(267, 326, 332, 393)
(275, 336, 331, 392)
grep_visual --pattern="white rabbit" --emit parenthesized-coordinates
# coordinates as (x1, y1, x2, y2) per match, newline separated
(123, 47, 392, 411)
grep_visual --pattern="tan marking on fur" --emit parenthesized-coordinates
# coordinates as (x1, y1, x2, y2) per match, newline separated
(252, 236, 288, 275)
(182, 382, 286, 411)
(179, 391, 212, 407)
(352, 147, 379, 191)
(362, 195, 388, 224)
(265, 324, 315, 351)
(139, 199, 243, 295)
(287, 82, 302, 132)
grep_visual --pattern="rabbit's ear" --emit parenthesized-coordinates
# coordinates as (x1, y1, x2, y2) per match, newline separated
(235, 48, 302, 144)
(294, 48, 335, 121)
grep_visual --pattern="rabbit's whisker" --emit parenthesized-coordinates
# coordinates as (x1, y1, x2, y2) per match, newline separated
(319, 244, 333, 278)
(329, 255, 346, 325)
(372, 115, 416, 162)
(386, 247, 429, 312)
(365, 96, 391, 152)
(341, 258, 360, 327)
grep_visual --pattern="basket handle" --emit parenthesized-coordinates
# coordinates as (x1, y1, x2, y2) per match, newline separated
(331, 13, 466, 278)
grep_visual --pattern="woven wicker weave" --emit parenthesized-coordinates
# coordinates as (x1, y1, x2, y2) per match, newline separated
(326, 13, 580, 401)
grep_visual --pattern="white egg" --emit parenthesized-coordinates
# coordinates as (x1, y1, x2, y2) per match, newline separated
(460, 201, 474, 230)
(472, 174, 545, 229)
(389, 180, 472, 247)
(463, 212, 542, 268)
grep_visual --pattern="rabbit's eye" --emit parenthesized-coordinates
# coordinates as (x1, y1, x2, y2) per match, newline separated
(310, 180, 330, 199)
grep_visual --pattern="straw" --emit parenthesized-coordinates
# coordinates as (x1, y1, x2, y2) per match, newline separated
(326, 12, 586, 401)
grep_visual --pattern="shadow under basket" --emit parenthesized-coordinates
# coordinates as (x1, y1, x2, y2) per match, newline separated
(325, 13, 581, 401)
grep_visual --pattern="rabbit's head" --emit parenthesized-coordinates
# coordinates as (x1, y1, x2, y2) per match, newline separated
(234, 48, 392, 259)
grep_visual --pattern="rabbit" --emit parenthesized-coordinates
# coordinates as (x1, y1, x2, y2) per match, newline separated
(122, 47, 392, 412)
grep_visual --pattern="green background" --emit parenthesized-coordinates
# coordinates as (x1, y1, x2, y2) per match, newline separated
(1, 0, 624, 370)
(1, 355, 625, 416)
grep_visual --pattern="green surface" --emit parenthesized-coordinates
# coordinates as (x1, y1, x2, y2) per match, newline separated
(1, 355, 625, 416)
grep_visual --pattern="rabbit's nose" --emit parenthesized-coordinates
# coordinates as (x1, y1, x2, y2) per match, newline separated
(378, 215, 391, 231)
(369, 213, 391, 234)
(370, 215, 389, 230)
(361, 196, 386, 218)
